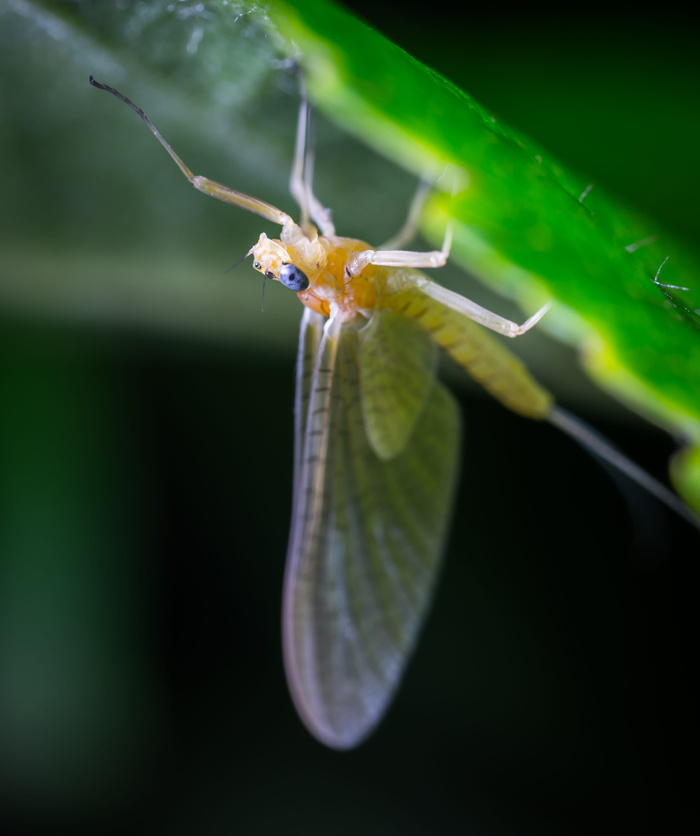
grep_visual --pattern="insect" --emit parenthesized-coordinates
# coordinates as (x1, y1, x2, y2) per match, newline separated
(90, 74, 698, 749)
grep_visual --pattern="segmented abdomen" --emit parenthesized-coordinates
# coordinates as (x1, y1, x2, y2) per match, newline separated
(389, 290, 553, 420)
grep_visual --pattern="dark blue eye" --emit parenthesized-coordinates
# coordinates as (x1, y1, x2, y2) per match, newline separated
(279, 263, 309, 291)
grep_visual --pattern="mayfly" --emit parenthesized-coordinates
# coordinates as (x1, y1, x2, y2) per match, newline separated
(90, 75, 698, 749)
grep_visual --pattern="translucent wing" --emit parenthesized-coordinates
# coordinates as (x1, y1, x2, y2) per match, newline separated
(359, 309, 438, 460)
(283, 307, 460, 749)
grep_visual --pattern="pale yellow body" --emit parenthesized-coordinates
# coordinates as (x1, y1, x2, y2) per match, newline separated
(91, 74, 698, 751)
(251, 227, 553, 420)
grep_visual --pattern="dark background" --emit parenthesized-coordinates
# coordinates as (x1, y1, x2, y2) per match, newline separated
(1, 1, 698, 834)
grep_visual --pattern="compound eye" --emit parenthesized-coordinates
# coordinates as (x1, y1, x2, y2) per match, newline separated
(279, 263, 310, 292)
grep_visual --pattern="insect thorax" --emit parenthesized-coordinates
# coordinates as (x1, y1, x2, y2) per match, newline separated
(251, 227, 415, 322)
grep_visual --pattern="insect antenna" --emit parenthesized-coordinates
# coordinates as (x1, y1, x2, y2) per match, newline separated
(224, 250, 253, 274)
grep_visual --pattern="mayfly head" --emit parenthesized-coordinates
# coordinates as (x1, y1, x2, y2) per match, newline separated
(250, 233, 310, 292)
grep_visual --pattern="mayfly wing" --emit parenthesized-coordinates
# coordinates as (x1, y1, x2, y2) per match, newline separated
(283, 309, 460, 749)
(359, 309, 438, 461)
(292, 307, 326, 498)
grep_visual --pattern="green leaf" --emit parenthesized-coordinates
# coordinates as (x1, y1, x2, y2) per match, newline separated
(264, 0, 700, 511)
(2, 0, 698, 509)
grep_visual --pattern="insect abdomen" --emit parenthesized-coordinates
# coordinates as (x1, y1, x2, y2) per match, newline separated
(393, 290, 553, 420)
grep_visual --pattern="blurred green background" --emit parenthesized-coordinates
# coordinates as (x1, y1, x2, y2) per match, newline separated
(1, 1, 698, 834)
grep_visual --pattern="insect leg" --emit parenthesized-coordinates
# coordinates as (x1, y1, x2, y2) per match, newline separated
(420, 282, 550, 338)
(347, 229, 545, 338)
(379, 178, 433, 250)
(288, 79, 335, 237)
(346, 225, 452, 276)
(89, 75, 293, 227)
